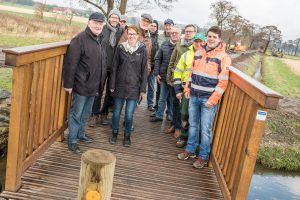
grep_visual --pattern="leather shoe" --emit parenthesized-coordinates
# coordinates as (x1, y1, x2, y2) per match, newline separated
(68, 143, 80, 154)
(147, 106, 155, 111)
(150, 117, 163, 122)
(78, 135, 94, 143)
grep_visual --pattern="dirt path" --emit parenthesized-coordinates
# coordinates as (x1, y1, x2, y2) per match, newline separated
(280, 58, 300, 75)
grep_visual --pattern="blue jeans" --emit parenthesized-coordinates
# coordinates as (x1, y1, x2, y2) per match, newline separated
(68, 93, 95, 144)
(147, 72, 155, 107)
(155, 81, 173, 119)
(171, 87, 181, 130)
(112, 97, 137, 136)
(185, 96, 218, 160)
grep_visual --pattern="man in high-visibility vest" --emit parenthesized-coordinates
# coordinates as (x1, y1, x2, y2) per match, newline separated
(177, 26, 231, 169)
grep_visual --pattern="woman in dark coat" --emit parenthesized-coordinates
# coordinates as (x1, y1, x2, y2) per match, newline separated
(109, 25, 148, 147)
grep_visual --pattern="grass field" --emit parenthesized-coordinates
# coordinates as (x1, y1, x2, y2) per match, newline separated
(262, 56, 300, 98)
(0, 68, 12, 91)
(243, 54, 261, 77)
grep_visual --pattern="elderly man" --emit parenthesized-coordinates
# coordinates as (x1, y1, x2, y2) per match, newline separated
(89, 8, 124, 127)
(63, 12, 107, 153)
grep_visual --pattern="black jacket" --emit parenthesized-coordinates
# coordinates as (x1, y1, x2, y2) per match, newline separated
(63, 27, 107, 96)
(109, 43, 148, 100)
(101, 24, 123, 71)
(153, 40, 176, 81)
(150, 31, 159, 70)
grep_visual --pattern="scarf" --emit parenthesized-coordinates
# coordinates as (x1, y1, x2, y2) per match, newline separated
(183, 39, 193, 47)
(122, 41, 141, 54)
(106, 22, 118, 47)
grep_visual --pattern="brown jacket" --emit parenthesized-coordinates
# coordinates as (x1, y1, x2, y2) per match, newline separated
(119, 26, 152, 72)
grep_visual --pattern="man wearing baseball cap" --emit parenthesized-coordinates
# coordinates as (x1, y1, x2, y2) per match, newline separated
(158, 18, 175, 47)
(63, 12, 107, 153)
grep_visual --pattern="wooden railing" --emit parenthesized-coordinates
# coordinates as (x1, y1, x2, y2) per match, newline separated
(210, 66, 283, 199)
(3, 41, 283, 199)
(3, 41, 72, 191)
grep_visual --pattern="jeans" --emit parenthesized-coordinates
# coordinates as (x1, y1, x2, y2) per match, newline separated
(155, 81, 173, 119)
(170, 87, 181, 130)
(68, 93, 95, 144)
(91, 71, 113, 116)
(112, 97, 137, 136)
(147, 72, 156, 107)
(185, 96, 218, 160)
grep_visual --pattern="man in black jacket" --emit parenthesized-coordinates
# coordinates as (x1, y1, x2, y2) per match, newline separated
(147, 20, 159, 111)
(63, 12, 106, 153)
(89, 8, 124, 127)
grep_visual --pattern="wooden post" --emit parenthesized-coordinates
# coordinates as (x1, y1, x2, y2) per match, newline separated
(78, 149, 116, 200)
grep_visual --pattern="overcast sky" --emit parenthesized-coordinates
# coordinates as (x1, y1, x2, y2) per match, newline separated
(40, 0, 299, 41)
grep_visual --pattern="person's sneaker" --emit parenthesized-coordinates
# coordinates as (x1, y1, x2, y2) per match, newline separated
(193, 157, 208, 169)
(88, 115, 97, 127)
(166, 114, 172, 121)
(109, 135, 117, 144)
(123, 136, 131, 147)
(176, 137, 187, 148)
(164, 125, 175, 134)
(177, 150, 196, 160)
(101, 114, 109, 125)
(68, 143, 80, 154)
(150, 117, 163, 122)
(147, 106, 155, 111)
(78, 135, 94, 143)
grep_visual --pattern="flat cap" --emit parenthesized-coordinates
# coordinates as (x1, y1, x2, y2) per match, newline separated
(89, 12, 105, 22)
(141, 13, 153, 23)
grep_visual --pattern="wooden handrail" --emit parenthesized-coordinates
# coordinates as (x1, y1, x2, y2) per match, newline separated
(3, 42, 71, 191)
(210, 66, 283, 199)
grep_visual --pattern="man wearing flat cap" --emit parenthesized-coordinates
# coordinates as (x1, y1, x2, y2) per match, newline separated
(89, 8, 124, 127)
(119, 13, 153, 74)
(63, 12, 107, 154)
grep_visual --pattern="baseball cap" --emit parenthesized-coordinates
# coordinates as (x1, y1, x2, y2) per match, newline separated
(193, 33, 206, 41)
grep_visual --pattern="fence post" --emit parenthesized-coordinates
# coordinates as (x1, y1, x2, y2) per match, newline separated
(78, 149, 116, 200)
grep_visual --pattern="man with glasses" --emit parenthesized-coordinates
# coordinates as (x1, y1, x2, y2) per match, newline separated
(120, 15, 127, 30)
(150, 25, 181, 123)
(166, 24, 197, 141)
(147, 20, 159, 112)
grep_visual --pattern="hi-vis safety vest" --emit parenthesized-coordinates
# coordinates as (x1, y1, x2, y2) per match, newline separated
(184, 43, 231, 104)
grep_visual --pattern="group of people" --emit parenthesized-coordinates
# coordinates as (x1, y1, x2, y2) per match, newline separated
(62, 9, 231, 169)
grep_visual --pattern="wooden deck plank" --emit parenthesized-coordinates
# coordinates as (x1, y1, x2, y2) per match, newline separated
(1, 103, 223, 200)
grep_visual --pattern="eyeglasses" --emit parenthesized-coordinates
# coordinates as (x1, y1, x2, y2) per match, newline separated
(141, 18, 151, 24)
(128, 33, 138, 36)
(185, 31, 195, 34)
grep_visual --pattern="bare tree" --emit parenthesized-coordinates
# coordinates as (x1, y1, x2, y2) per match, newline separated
(79, 0, 178, 17)
(210, 0, 237, 31)
(294, 38, 300, 56)
(34, 0, 47, 19)
(224, 15, 249, 49)
(261, 25, 282, 54)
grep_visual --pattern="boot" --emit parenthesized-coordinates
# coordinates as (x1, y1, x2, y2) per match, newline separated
(123, 134, 131, 147)
(88, 115, 97, 127)
(101, 114, 109, 125)
(109, 130, 118, 144)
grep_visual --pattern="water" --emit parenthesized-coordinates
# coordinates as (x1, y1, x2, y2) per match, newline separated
(248, 165, 300, 200)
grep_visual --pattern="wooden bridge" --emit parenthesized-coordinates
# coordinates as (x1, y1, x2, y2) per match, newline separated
(0, 42, 282, 199)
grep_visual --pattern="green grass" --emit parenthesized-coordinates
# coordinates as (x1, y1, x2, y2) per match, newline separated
(0, 10, 86, 28)
(0, 68, 12, 91)
(262, 57, 300, 98)
(0, 34, 66, 46)
(0, 1, 34, 9)
(258, 145, 300, 171)
(284, 55, 300, 60)
(243, 54, 261, 76)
